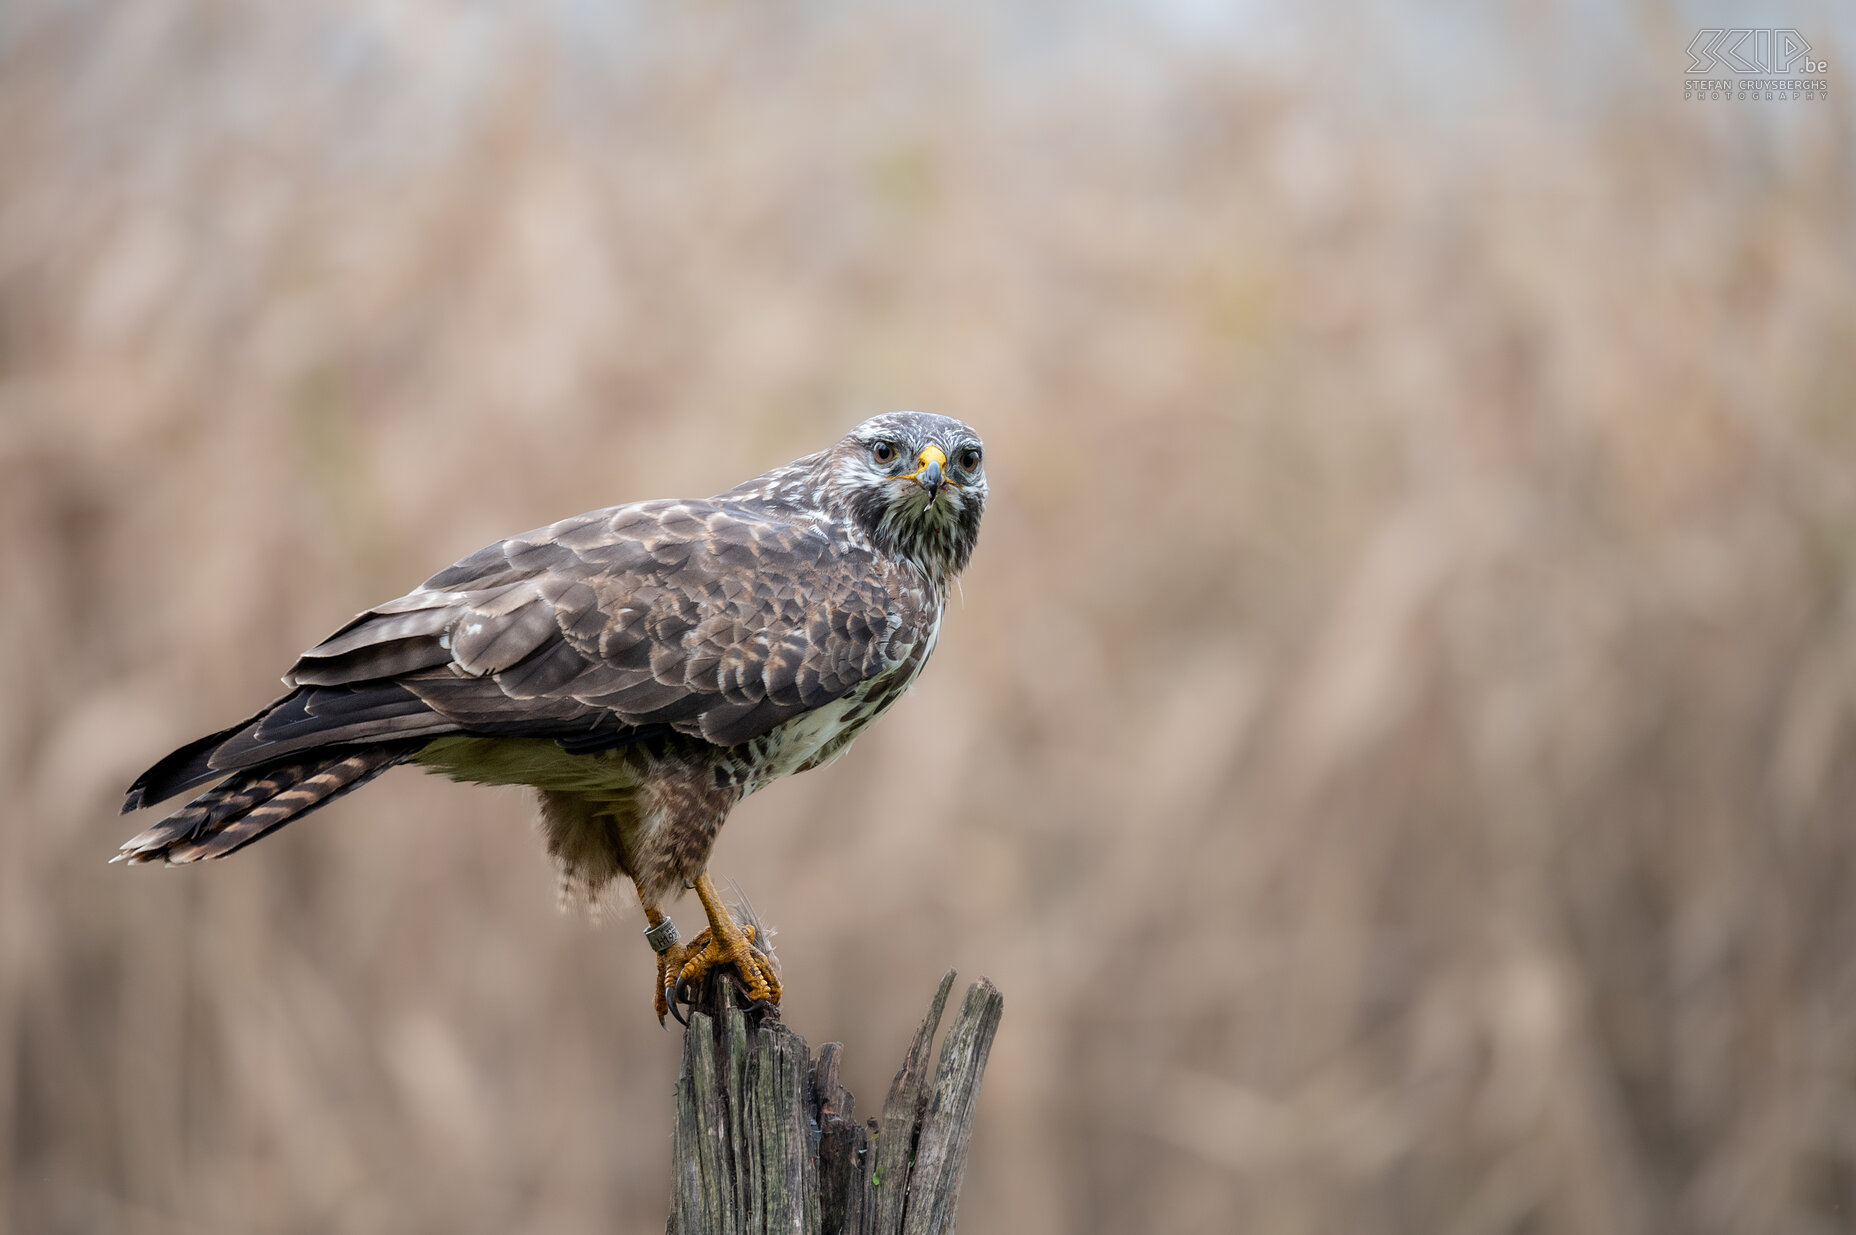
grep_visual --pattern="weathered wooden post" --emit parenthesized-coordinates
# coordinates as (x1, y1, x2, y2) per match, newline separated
(668, 968, 1004, 1235)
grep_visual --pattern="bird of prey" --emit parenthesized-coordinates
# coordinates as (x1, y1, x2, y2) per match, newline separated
(117, 411, 986, 1021)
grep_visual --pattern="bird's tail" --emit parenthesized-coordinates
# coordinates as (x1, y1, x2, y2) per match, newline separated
(113, 743, 419, 865)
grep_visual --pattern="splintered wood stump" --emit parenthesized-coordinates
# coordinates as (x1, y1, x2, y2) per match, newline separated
(669, 969, 1005, 1235)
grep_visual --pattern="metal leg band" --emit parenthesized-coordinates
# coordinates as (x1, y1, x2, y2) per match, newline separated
(644, 918, 681, 955)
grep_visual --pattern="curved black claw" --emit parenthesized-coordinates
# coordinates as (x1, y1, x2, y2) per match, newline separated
(670, 976, 700, 1026)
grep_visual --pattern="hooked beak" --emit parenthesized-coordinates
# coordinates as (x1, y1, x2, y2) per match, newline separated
(913, 445, 947, 500)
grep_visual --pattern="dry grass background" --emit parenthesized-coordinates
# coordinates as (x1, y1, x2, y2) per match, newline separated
(3, 3, 1855, 1233)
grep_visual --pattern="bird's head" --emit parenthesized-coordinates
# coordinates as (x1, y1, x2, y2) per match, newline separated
(827, 411, 986, 582)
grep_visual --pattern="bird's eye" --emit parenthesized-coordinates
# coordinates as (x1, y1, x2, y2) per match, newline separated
(958, 447, 982, 471)
(871, 441, 897, 465)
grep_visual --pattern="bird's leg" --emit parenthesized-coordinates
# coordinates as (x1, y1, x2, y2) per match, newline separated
(665, 871, 782, 1019)
(639, 903, 684, 1025)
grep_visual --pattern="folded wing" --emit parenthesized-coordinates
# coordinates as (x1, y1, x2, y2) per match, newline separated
(124, 498, 931, 811)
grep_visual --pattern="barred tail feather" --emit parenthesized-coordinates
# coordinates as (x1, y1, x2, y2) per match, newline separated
(113, 743, 419, 866)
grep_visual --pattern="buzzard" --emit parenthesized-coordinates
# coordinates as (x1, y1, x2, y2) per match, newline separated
(117, 411, 986, 1021)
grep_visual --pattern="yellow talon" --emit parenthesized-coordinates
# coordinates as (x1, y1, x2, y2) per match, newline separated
(648, 873, 782, 1024)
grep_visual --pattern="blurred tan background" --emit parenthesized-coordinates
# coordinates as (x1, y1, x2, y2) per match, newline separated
(4, 2, 1856, 1232)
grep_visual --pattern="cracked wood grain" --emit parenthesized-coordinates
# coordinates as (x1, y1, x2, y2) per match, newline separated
(668, 970, 1001, 1235)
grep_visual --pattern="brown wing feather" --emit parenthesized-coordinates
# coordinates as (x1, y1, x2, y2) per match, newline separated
(126, 498, 932, 811)
(365, 500, 930, 746)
